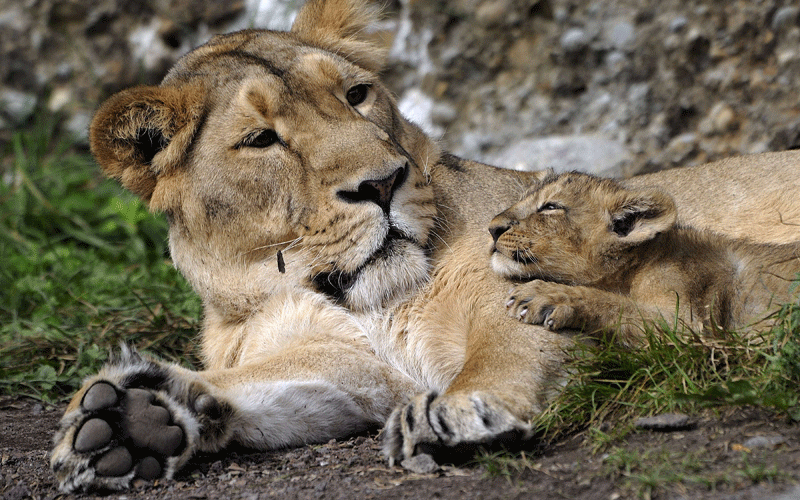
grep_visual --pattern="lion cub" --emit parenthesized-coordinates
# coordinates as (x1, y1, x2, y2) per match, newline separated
(489, 171, 800, 346)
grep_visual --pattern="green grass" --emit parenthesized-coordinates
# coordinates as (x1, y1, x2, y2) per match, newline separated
(600, 446, 787, 499)
(477, 301, 800, 495)
(0, 113, 201, 402)
(534, 308, 800, 442)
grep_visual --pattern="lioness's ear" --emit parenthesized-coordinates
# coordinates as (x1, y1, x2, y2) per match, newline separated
(291, 0, 385, 72)
(610, 188, 677, 243)
(90, 85, 204, 205)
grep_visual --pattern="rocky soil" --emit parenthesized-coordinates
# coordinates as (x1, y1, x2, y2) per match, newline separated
(2, 397, 800, 500)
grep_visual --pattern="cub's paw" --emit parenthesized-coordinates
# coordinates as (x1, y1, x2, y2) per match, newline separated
(51, 380, 199, 493)
(506, 280, 579, 330)
(382, 391, 533, 465)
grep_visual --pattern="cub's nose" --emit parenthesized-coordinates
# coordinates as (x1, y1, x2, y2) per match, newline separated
(338, 165, 408, 215)
(489, 223, 511, 244)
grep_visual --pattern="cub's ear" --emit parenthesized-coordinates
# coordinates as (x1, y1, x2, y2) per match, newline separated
(291, 0, 385, 72)
(609, 187, 677, 244)
(90, 85, 204, 205)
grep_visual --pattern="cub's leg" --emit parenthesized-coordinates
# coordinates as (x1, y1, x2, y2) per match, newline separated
(505, 280, 688, 347)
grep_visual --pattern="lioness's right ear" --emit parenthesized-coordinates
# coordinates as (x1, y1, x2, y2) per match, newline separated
(610, 188, 677, 244)
(90, 85, 204, 204)
(291, 0, 385, 72)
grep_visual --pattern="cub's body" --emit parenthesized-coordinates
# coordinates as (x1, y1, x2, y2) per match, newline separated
(491, 172, 800, 345)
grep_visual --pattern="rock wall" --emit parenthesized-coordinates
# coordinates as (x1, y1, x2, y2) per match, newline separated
(2, 0, 799, 176)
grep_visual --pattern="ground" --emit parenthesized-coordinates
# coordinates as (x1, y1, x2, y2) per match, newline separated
(2, 397, 797, 500)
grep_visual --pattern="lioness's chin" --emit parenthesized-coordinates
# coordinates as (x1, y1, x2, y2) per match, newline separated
(346, 241, 430, 311)
(490, 252, 532, 280)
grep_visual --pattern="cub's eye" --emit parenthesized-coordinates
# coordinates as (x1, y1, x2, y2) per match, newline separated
(346, 84, 370, 106)
(538, 202, 564, 212)
(240, 129, 280, 149)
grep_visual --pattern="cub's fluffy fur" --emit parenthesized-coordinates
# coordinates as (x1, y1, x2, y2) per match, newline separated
(491, 171, 800, 346)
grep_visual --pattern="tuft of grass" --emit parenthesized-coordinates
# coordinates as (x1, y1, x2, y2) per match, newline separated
(534, 304, 800, 442)
(0, 112, 202, 403)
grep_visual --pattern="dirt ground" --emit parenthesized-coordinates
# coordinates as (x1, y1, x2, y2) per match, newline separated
(1, 396, 798, 500)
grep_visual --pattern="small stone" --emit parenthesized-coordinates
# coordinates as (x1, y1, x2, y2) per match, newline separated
(662, 133, 697, 164)
(634, 413, 694, 431)
(604, 20, 635, 50)
(560, 28, 590, 54)
(401, 453, 440, 474)
(771, 7, 799, 32)
(742, 435, 786, 450)
(0, 89, 37, 125)
(698, 102, 736, 136)
(669, 16, 688, 33)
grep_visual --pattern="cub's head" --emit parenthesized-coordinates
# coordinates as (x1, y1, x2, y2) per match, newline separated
(489, 172, 676, 285)
(90, 0, 440, 318)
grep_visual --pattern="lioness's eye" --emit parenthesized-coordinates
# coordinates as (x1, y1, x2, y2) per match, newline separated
(346, 84, 370, 106)
(240, 129, 280, 149)
(538, 202, 564, 212)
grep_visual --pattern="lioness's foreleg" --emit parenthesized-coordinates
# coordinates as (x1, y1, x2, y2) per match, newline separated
(52, 342, 413, 493)
(383, 314, 572, 463)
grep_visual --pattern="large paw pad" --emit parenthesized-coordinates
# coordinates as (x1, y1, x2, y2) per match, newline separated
(77, 383, 184, 479)
(52, 380, 197, 492)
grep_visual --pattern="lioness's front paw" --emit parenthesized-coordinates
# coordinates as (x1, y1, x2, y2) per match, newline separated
(506, 280, 579, 330)
(51, 380, 198, 493)
(382, 391, 532, 465)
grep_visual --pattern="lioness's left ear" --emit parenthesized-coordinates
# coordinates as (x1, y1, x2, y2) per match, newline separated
(291, 0, 385, 72)
(90, 84, 205, 207)
(610, 188, 677, 243)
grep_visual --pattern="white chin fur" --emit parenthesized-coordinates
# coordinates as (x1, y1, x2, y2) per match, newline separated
(490, 252, 529, 278)
(345, 241, 430, 311)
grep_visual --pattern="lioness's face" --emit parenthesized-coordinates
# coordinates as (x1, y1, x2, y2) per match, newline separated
(91, 26, 439, 314)
(488, 173, 676, 287)
(177, 36, 437, 310)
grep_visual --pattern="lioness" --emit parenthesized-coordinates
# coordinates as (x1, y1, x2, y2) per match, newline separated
(50, 0, 800, 492)
(490, 171, 800, 347)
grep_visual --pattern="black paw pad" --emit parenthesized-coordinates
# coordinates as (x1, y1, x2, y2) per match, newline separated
(82, 382, 119, 411)
(74, 419, 113, 452)
(95, 446, 133, 477)
(136, 456, 162, 480)
(124, 389, 184, 457)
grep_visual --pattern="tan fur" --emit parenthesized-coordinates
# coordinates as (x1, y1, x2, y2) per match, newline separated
(490, 172, 800, 347)
(52, 0, 800, 491)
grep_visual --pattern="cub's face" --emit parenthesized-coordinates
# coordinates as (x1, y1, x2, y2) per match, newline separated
(90, 24, 440, 316)
(489, 172, 676, 286)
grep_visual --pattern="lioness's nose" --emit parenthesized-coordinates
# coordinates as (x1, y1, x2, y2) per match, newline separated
(489, 223, 510, 244)
(338, 165, 408, 215)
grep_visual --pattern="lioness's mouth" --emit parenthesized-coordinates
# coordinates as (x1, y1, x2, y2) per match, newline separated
(312, 226, 410, 302)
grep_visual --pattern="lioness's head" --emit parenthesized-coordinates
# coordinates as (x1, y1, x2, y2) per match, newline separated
(489, 172, 677, 286)
(90, 0, 441, 318)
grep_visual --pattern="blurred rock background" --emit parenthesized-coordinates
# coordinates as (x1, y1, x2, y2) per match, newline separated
(2, 0, 800, 177)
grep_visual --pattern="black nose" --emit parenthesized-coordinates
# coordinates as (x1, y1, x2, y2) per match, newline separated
(488, 224, 510, 244)
(338, 165, 408, 215)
